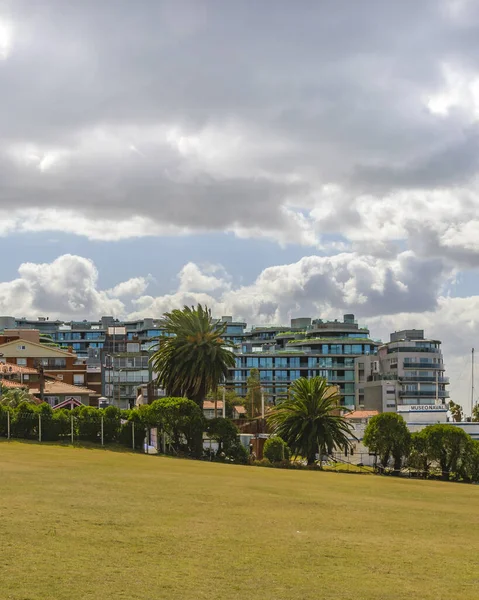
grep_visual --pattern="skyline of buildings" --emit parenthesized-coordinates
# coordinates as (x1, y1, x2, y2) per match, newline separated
(0, 312, 453, 412)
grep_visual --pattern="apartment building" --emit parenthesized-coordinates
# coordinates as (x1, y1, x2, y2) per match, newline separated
(227, 314, 379, 407)
(356, 329, 449, 412)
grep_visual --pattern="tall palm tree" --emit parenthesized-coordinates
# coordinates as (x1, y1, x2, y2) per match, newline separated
(150, 305, 235, 409)
(267, 376, 353, 466)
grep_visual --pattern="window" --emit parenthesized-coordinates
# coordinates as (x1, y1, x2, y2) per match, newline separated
(289, 370, 301, 380)
(322, 345, 329, 354)
(275, 357, 288, 368)
(289, 357, 300, 368)
(127, 343, 140, 353)
(330, 344, 342, 354)
(260, 370, 273, 381)
(16, 345, 26, 351)
(343, 345, 352, 354)
(276, 370, 288, 381)
(351, 345, 362, 354)
(344, 371, 354, 381)
(259, 357, 273, 368)
(308, 357, 318, 368)
(16, 358, 27, 366)
(246, 357, 259, 368)
(73, 374, 85, 385)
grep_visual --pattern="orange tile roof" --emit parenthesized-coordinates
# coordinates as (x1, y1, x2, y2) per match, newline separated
(233, 405, 246, 414)
(29, 380, 97, 396)
(2, 379, 28, 389)
(203, 401, 224, 410)
(0, 364, 39, 375)
(345, 410, 378, 419)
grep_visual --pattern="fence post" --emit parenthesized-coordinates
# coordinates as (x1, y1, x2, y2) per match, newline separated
(38, 413, 42, 442)
(7, 410, 10, 439)
(101, 415, 104, 446)
(132, 421, 135, 451)
(70, 415, 74, 445)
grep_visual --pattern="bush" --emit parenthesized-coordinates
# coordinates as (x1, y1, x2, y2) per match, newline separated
(12, 401, 36, 439)
(119, 409, 147, 450)
(77, 406, 102, 442)
(263, 436, 291, 463)
(226, 443, 249, 465)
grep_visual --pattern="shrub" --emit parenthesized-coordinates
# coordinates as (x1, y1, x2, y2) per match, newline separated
(207, 418, 239, 454)
(226, 443, 248, 465)
(263, 436, 291, 463)
(119, 409, 146, 450)
(77, 406, 102, 442)
(12, 401, 36, 439)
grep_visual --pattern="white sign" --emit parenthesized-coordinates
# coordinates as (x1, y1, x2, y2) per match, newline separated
(398, 404, 446, 412)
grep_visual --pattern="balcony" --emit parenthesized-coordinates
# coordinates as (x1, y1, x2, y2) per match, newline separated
(399, 390, 449, 398)
(403, 363, 443, 369)
(387, 347, 440, 354)
(401, 376, 449, 383)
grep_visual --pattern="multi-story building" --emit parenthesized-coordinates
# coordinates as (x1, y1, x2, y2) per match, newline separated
(102, 326, 152, 409)
(356, 329, 449, 412)
(228, 314, 379, 407)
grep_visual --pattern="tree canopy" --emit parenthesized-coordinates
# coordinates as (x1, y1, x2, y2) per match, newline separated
(150, 305, 235, 408)
(363, 412, 411, 472)
(267, 376, 353, 465)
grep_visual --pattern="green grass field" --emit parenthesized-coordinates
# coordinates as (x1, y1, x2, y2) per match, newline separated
(1, 442, 479, 600)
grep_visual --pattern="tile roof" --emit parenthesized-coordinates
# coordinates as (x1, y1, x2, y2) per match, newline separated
(1, 379, 28, 389)
(345, 410, 379, 419)
(0, 364, 39, 375)
(203, 401, 224, 410)
(233, 405, 246, 414)
(29, 380, 97, 396)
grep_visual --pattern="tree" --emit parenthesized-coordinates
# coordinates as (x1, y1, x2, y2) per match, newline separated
(421, 424, 471, 480)
(267, 376, 353, 466)
(448, 400, 463, 422)
(263, 436, 291, 463)
(246, 368, 262, 418)
(363, 413, 411, 473)
(0, 387, 33, 408)
(472, 404, 479, 422)
(149, 397, 205, 454)
(150, 305, 235, 409)
(408, 430, 431, 474)
(207, 418, 239, 454)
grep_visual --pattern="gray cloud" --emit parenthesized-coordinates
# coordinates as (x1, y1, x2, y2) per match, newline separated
(1, 0, 479, 255)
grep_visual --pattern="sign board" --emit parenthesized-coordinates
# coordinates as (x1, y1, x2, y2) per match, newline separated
(397, 404, 447, 412)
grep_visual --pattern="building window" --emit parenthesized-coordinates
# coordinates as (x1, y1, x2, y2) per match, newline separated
(73, 374, 85, 386)
(259, 357, 273, 368)
(275, 357, 288, 368)
(246, 357, 259, 368)
(16, 358, 27, 366)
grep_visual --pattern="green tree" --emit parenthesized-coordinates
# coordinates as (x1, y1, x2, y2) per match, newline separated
(150, 397, 205, 454)
(421, 424, 471, 479)
(0, 387, 33, 408)
(408, 430, 431, 474)
(246, 368, 262, 418)
(77, 406, 102, 442)
(363, 413, 411, 473)
(267, 376, 353, 466)
(472, 404, 479, 422)
(207, 417, 239, 454)
(12, 401, 37, 439)
(458, 439, 479, 483)
(119, 408, 147, 450)
(448, 400, 463, 422)
(263, 436, 291, 463)
(150, 305, 235, 409)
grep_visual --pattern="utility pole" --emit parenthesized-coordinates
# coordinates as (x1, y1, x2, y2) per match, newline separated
(435, 370, 439, 406)
(222, 385, 226, 419)
(472, 348, 475, 418)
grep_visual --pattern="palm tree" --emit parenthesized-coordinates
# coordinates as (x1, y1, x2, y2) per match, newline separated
(267, 376, 354, 466)
(0, 387, 33, 408)
(150, 305, 235, 409)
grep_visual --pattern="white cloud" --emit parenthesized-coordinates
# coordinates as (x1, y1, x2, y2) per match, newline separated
(107, 277, 150, 298)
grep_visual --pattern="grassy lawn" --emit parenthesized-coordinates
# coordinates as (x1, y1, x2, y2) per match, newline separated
(1, 442, 479, 600)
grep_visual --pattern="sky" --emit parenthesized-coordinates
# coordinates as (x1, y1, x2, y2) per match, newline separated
(1, 0, 479, 409)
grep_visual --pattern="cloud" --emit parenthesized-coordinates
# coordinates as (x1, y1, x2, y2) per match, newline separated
(0, 0, 479, 261)
(107, 277, 150, 298)
(0, 255, 124, 319)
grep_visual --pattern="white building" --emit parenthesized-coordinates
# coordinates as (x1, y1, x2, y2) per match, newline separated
(355, 329, 449, 412)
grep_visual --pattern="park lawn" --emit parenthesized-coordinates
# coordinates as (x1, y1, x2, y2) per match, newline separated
(1, 442, 479, 600)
